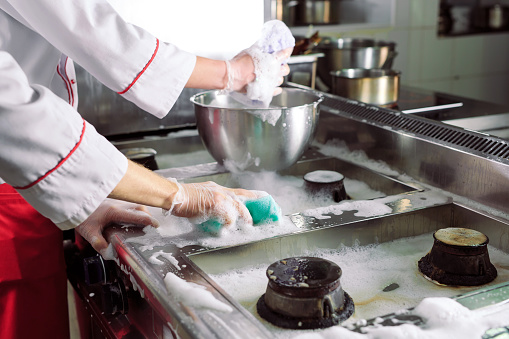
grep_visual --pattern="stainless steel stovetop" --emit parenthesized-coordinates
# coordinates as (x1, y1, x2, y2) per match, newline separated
(68, 90, 509, 338)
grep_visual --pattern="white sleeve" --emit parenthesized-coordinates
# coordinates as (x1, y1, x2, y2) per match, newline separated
(2, 0, 197, 118)
(0, 52, 127, 230)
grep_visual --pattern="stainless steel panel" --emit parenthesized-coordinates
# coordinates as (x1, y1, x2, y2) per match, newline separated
(76, 64, 199, 137)
(313, 94, 509, 215)
(101, 87, 509, 337)
(188, 203, 509, 275)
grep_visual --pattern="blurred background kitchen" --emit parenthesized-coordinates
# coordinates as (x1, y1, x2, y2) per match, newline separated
(285, 0, 509, 107)
(79, 0, 509, 141)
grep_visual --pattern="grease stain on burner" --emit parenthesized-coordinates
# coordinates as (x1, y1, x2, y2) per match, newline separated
(418, 228, 497, 286)
(257, 257, 354, 330)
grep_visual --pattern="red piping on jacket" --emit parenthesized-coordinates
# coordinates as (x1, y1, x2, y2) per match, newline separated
(14, 119, 86, 190)
(118, 38, 160, 95)
(56, 56, 75, 107)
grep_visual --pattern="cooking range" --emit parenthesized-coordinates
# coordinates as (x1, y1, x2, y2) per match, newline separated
(66, 88, 509, 338)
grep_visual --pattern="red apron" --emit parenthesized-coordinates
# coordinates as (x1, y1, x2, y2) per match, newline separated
(0, 184, 69, 339)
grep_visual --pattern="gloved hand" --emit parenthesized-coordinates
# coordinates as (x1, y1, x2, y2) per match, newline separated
(223, 20, 295, 107)
(224, 47, 292, 96)
(75, 198, 159, 255)
(166, 179, 264, 228)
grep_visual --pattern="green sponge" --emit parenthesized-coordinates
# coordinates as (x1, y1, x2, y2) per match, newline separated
(245, 195, 281, 225)
(198, 195, 281, 235)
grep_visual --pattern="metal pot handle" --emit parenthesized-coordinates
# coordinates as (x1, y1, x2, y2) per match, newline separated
(382, 50, 398, 69)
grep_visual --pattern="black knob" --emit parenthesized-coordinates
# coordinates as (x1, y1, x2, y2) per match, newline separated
(83, 255, 107, 285)
(101, 281, 129, 315)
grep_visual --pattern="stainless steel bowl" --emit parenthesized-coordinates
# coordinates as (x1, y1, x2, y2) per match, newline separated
(316, 38, 397, 87)
(190, 88, 323, 171)
(331, 68, 400, 106)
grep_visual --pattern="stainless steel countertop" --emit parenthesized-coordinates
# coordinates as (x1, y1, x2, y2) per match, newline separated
(396, 86, 509, 140)
(104, 90, 509, 338)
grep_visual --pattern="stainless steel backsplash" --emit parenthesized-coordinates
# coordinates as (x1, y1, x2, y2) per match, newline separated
(75, 63, 201, 138)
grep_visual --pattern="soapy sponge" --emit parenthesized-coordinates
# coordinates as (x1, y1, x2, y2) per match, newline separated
(245, 195, 281, 225)
(198, 195, 282, 235)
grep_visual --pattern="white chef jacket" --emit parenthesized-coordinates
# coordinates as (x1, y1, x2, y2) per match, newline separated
(0, 0, 197, 230)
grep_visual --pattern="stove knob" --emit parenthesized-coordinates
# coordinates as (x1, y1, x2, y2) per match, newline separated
(83, 255, 107, 285)
(101, 280, 129, 315)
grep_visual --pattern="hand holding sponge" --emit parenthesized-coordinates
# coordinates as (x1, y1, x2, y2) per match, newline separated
(198, 195, 282, 235)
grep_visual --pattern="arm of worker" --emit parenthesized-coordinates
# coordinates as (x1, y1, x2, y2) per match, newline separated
(108, 160, 261, 226)
(2, 0, 289, 118)
(0, 51, 261, 230)
(75, 161, 261, 254)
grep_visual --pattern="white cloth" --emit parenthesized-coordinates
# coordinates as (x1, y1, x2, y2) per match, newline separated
(0, 0, 197, 229)
(231, 20, 295, 108)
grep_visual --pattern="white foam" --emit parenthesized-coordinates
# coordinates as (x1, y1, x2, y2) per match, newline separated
(163, 272, 232, 313)
(148, 250, 181, 270)
(302, 198, 394, 220)
(294, 298, 509, 339)
(304, 170, 344, 183)
(123, 169, 390, 251)
(207, 233, 509, 338)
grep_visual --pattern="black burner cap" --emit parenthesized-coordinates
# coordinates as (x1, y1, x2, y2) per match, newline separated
(258, 257, 354, 330)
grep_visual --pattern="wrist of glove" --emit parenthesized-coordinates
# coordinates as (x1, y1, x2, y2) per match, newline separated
(75, 198, 159, 256)
(165, 178, 263, 228)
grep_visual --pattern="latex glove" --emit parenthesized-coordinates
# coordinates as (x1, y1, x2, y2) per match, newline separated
(225, 47, 292, 96)
(75, 198, 159, 254)
(166, 179, 263, 228)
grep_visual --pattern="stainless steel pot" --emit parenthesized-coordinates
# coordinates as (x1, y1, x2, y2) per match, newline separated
(191, 88, 323, 171)
(331, 68, 400, 106)
(296, 0, 340, 25)
(316, 38, 397, 88)
(273, 0, 340, 26)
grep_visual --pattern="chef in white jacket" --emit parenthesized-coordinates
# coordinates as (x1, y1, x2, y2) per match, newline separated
(0, 1, 291, 338)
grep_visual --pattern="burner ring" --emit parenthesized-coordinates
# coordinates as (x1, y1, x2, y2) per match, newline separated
(303, 170, 348, 203)
(256, 291, 354, 330)
(418, 228, 497, 286)
(257, 257, 354, 329)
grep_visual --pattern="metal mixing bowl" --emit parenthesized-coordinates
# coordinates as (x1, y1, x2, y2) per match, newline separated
(190, 88, 324, 171)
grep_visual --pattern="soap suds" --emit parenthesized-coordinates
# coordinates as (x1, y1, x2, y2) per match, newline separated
(163, 272, 232, 313)
(148, 250, 181, 270)
(124, 168, 395, 251)
(207, 233, 509, 338)
(294, 297, 509, 339)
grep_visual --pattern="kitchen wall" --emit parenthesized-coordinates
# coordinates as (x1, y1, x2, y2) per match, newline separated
(317, 0, 509, 106)
(108, 0, 264, 60)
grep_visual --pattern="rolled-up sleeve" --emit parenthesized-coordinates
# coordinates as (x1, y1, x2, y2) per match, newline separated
(3, 0, 197, 118)
(0, 52, 127, 230)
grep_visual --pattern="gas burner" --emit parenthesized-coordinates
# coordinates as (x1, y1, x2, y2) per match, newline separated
(418, 228, 497, 286)
(256, 257, 354, 330)
(303, 170, 348, 203)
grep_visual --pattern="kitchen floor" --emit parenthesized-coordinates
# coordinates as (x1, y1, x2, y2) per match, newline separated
(68, 281, 81, 339)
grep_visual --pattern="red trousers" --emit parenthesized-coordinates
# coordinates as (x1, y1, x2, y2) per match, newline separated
(0, 184, 69, 339)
